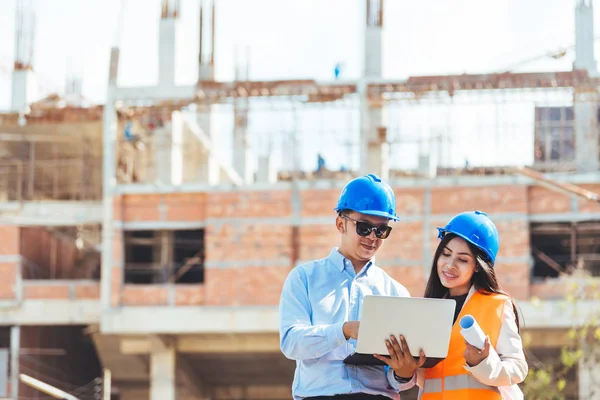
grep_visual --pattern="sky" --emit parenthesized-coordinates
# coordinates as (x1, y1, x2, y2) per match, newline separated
(0, 0, 594, 171)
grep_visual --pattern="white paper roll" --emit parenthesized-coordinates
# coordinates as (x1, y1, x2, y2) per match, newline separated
(459, 314, 486, 350)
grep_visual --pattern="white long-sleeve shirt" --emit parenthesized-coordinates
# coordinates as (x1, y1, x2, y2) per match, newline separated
(417, 286, 528, 398)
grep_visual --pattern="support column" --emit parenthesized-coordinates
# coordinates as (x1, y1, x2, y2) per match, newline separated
(101, 47, 119, 312)
(159, 0, 179, 88)
(573, 89, 599, 172)
(574, 0, 597, 74)
(198, 0, 215, 81)
(359, 0, 386, 176)
(233, 46, 253, 183)
(150, 343, 176, 400)
(10, 326, 19, 400)
(578, 342, 600, 400)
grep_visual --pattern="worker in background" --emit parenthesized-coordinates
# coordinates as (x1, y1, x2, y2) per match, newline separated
(416, 210, 528, 399)
(279, 174, 423, 400)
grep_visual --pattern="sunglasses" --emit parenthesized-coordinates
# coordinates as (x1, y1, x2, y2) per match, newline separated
(341, 215, 392, 239)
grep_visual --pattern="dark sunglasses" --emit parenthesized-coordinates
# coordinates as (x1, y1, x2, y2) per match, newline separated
(342, 215, 392, 239)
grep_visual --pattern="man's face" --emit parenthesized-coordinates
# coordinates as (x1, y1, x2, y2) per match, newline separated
(336, 211, 391, 262)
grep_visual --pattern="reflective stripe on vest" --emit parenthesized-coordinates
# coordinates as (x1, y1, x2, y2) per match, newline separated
(423, 374, 502, 394)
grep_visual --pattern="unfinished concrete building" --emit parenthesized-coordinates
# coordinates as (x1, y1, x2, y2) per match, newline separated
(0, 0, 599, 399)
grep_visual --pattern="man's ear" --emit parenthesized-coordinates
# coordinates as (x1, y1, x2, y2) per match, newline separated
(336, 216, 345, 234)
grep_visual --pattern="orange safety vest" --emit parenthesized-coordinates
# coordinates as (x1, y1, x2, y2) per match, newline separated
(421, 290, 507, 400)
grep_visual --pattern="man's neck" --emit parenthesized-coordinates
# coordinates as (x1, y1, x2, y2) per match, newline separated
(337, 248, 370, 274)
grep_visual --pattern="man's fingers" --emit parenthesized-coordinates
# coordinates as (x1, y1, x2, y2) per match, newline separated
(390, 335, 403, 357)
(416, 350, 426, 367)
(399, 335, 411, 359)
(373, 353, 391, 366)
(385, 340, 398, 359)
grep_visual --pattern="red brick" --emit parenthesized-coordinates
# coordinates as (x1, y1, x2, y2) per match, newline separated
(382, 266, 427, 297)
(394, 188, 425, 216)
(495, 263, 529, 300)
(579, 184, 600, 213)
(376, 222, 423, 261)
(206, 191, 291, 218)
(0, 285, 15, 300)
(74, 283, 100, 299)
(121, 285, 168, 306)
(205, 267, 290, 306)
(121, 194, 162, 221)
(300, 189, 339, 217)
(298, 225, 339, 262)
(431, 186, 527, 215)
(528, 186, 571, 214)
(495, 220, 530, 258)
(112, 229, 123, 265)
(111, 267, 122, 307)
(23, 284, 70, 299)
(165, 193, 206, 221)
(205, 224, 292, 262)
(0, 263, 18, 285)
(0, 226, 19, 255)
(175, 285, 206, 305)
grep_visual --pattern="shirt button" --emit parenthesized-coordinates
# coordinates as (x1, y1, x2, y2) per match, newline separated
(315, 352, 319, 357)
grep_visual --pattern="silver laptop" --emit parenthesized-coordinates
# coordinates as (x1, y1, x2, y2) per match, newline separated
(343, 295, 456, 368)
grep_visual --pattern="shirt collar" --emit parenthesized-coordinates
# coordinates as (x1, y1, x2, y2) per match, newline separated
(328, 247, 375, 273)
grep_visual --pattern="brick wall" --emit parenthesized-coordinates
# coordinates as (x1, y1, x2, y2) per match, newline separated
(0, 226, 20, 301)
(111, 181, 554, 306)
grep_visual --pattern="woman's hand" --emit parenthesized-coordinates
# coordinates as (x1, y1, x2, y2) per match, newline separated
(464, 335, 490, 367)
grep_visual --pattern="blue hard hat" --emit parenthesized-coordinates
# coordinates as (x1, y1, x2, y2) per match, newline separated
(437, 210, 500, 264)
(334, 174, 399, 221)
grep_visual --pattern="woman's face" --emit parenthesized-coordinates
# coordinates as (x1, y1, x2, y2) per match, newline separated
(436, 237, 477, 296)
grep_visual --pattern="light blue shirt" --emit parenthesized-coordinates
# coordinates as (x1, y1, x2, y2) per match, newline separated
(279, 248, 416, 400)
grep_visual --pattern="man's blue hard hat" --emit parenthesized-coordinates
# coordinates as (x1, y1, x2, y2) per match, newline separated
(437, 210, 500, 264)
(334, 174, 399, 221)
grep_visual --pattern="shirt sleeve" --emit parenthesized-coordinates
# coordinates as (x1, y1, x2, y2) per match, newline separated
(279, 267, 347, 361)
(385, 366, 417, 392)
(464, 299, 529, 386)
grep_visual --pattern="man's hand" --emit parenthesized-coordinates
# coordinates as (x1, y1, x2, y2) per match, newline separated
(464, 336, 490, 367)
(342, 321, 360, 340)
(373, 335, 425, 379)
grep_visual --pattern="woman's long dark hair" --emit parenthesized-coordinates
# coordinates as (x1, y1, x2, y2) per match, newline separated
(423, 233, 522, 332)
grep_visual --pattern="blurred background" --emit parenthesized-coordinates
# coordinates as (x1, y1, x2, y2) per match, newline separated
(0, 0, 599, 399)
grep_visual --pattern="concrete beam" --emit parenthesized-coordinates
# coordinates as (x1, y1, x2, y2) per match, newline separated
(102, 300, 600, 335)
(0, 201, 103, 226)
(0, 300, 100, 325)
(120, 333, 280, 355)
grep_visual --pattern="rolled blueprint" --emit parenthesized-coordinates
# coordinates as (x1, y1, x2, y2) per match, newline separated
(459, 314, 486, 350)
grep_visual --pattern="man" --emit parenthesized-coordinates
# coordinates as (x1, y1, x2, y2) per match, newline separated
(279, 174, 424, 400)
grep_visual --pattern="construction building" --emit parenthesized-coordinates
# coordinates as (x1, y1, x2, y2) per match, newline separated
(0, 0, 599, 399)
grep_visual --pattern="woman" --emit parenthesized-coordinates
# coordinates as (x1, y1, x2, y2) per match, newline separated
(417, 210, 528, 399)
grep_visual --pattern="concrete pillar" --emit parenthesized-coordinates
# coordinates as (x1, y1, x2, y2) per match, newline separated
(359, 0, 385, 175)
(10, 326, 19, 400)
(159, 6, 178, 88)
(150, 346, 176, 400)
(195, 109, 220, 185)
(11, 69, 37, 113)
(574, 0, 596, 75)
(198, 0, 215, 80)
(256, 154, 277, 183)
(573, 94, 599, 172)
(578, 343, 600, 400)
(101, 49, 119, 312)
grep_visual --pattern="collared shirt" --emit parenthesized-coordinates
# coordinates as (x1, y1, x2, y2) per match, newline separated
(279, 248, 416, 400)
